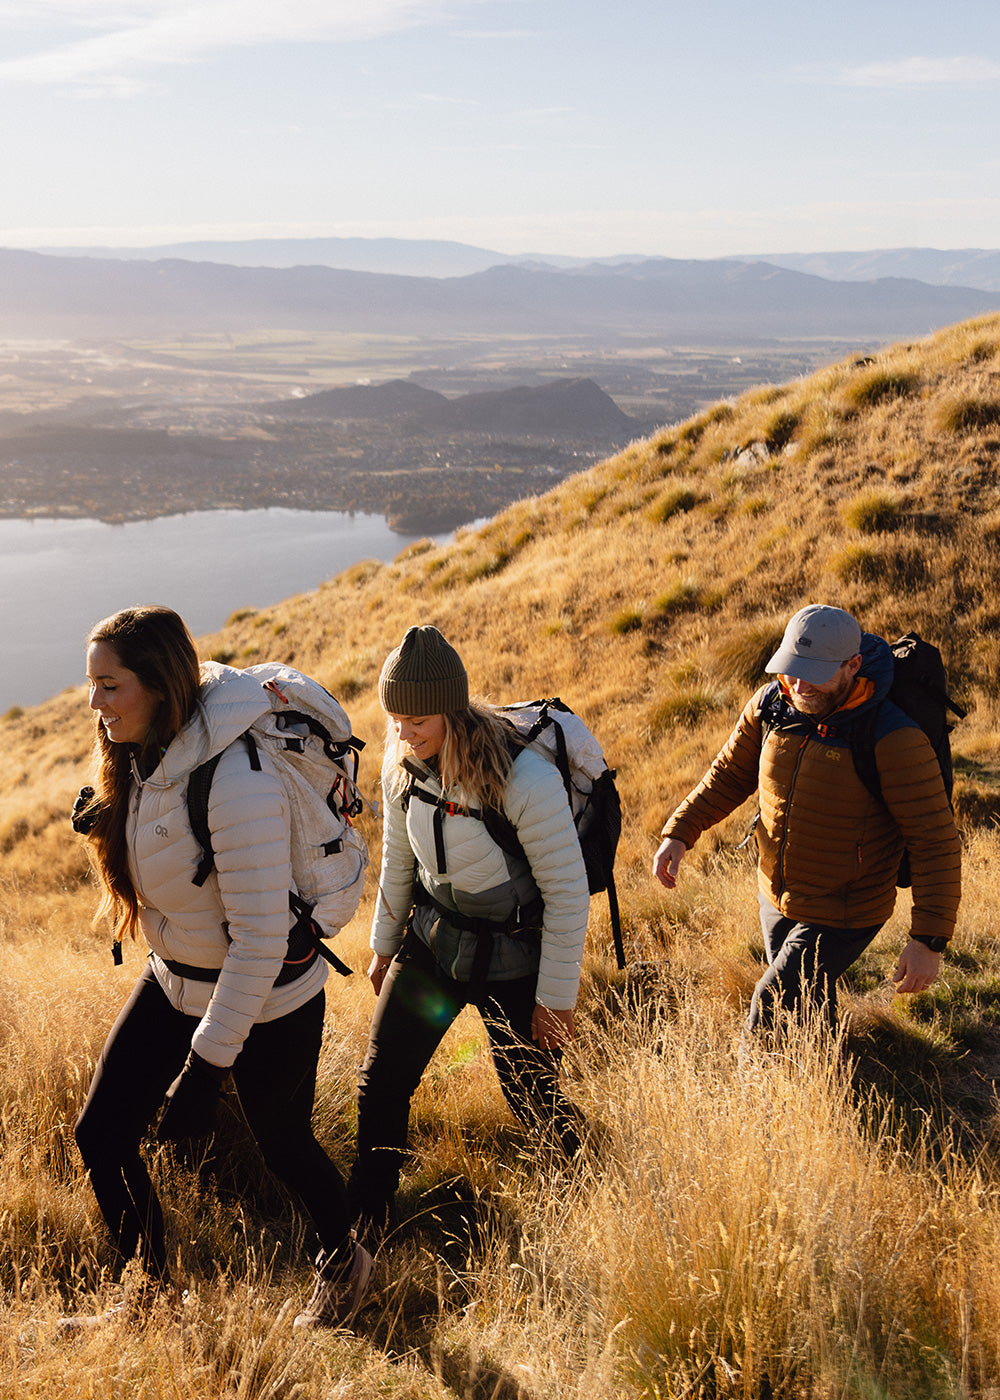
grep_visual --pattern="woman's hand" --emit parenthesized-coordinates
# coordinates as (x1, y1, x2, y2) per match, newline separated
(531, 1004, 575, 1050)
(368, 952, 394, 996)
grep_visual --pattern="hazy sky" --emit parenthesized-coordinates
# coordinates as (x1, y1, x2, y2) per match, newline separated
(2, 0, 998, 259)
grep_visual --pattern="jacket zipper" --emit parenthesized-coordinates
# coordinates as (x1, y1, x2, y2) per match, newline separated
(775, 736, 810, 899)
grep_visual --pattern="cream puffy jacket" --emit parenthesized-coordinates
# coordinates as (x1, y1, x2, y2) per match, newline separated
(127, 662, 326, 1068)
(371, 745, 590, 1010)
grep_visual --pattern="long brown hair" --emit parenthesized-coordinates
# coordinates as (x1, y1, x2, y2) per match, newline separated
(82, 606, 201, 943)
(384, 699, 517, 811)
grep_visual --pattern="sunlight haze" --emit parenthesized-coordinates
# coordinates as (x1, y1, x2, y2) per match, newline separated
(1, 0, 998, 259)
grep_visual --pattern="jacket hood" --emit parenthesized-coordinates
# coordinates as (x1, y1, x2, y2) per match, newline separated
(142, 662, 271, 787)
(853, 632, 894, 707)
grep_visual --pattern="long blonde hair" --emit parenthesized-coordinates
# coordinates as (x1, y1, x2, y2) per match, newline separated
(385, 700, 518, 810)
(82, 606, 201, 943)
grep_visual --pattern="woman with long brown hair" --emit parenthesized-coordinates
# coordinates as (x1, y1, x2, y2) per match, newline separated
(347, 625, 590, 1234)
(67, 605, 371, 1329)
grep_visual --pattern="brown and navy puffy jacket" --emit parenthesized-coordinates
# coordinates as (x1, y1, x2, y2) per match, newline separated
(662, 633, 961, 938)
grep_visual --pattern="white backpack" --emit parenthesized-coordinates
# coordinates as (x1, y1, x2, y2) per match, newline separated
(187, 663, 369, 975)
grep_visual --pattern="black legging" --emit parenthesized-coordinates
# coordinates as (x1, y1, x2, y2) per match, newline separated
(348, 932, 584, 1219)
(75, 963, 352, 1278)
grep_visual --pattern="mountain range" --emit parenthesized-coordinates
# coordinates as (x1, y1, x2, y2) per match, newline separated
(4, 246, 1000, 343)
(734, 248, 1000, 293)
(27, 237, 1000, 292)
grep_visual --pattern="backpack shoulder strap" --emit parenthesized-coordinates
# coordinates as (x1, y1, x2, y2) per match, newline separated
(756, 681, 785, 745)
(400, 749, 526, 874)
(847, 705, 883, 806)
(850, 695, 926, 809)
(187, 731, 259, 887)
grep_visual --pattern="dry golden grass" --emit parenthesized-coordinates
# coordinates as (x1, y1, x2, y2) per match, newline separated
(3, 314, 1000, 1395)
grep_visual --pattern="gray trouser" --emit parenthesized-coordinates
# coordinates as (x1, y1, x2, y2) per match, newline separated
(748, 893, 883, 1033)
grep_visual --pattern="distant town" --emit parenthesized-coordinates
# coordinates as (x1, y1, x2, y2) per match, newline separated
(0, 332, 850, 533)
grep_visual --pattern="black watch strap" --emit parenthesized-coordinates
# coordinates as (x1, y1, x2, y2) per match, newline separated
(911, 934, 948, 953)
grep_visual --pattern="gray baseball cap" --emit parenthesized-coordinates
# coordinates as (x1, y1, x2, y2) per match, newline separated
(766, 605, 862, 684)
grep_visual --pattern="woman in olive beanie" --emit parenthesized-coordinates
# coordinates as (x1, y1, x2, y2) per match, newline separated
(348, 626, 590, 1232)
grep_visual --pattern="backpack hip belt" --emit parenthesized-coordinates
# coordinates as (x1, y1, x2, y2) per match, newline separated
(158, 948, 320, 989)
(411, 883, 543, 997)
(412, 880, 543, 941)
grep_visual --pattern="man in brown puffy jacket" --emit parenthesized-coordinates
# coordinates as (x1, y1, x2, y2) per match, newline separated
(652, 604, 961, 1033)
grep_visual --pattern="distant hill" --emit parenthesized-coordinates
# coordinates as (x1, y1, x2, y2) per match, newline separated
(737, 248, 1000, 293)
(271, 378, 448, 420)
(269, 376, 638, 435)
(28, 236, 518, 279)
(3, 248, 1000, 343)
(25, 236, 635, 278)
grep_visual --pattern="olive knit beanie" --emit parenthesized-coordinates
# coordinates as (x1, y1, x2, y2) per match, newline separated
(378, 626, 469, 715)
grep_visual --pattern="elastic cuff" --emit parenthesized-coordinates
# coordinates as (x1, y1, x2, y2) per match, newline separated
(189, 1050, 230, 1082)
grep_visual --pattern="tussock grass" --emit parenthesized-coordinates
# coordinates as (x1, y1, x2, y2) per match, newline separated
(761, 407, 799, 453)
(646, 485, 699, 524)
(841, 489, 902, 533)
(608, 605, 644, 636)
(647, 684, 721, 732)
(932, 393, 1000, 435)
(652, 579, 702, 618)
(831, 542, 882, 584)
(712, 620, 785, 687)
(843, 365, 922, 410)
(537, 1003, 1000, 1399)
(4, 313, 1000, 1394)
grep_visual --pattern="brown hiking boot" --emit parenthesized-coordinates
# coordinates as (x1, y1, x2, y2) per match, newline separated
(293, 1243, 374, 1329)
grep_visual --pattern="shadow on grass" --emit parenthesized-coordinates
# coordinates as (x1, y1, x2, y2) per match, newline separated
(358, 1177, 536, 1400)
(844, 992, 1000, 1164)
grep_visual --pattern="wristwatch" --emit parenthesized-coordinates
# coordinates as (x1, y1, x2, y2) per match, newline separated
(911, 934, 949, 952)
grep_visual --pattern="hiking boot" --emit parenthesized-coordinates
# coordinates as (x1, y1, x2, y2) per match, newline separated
(293, 1243, 374, 1330)
(56, 1300, 129, 1334)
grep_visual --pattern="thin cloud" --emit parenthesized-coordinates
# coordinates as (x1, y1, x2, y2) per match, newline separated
(0, 3, 165, 20)
(415, 91, 478, 105)
(451, 29, 542, 39)
(0, 0, 499, 91)
(829, 56, 1000, 88)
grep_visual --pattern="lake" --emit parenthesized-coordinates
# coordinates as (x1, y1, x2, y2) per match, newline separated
(1, 509, 449, 713)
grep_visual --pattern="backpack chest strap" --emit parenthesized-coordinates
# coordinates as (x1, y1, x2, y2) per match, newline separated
(403, 773, 486, 876)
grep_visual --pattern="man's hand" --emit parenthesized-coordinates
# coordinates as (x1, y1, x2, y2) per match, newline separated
(368, 952, 394, 996)
(891, 939, 944, 995)
(653, 837, 687, 889)
(531, 1004, 575, 1050)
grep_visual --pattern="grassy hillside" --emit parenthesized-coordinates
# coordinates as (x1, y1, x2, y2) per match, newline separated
(2, 315, 1000, 1397)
